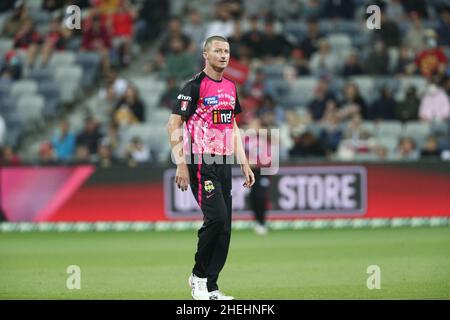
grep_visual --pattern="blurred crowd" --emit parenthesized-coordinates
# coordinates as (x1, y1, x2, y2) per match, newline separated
(1, 0, 450, 166)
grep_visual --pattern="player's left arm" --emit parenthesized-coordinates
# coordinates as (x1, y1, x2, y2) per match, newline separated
(233, 119, 255, 188)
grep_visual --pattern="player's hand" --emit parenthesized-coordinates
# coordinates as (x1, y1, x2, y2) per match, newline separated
(242, 164, 255, 188)
(175, 164, 190, 191)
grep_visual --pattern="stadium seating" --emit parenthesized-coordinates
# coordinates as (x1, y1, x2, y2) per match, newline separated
(11, 80, 38, 98)
(17, 94, 45, 126)
(54, 65, 83, 103)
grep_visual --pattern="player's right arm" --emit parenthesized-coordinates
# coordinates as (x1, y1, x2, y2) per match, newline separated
(167, 78, 199, 192)
(167, 114, 189, 191)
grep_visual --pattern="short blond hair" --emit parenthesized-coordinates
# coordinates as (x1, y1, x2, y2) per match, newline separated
(203, 36, 228, 52)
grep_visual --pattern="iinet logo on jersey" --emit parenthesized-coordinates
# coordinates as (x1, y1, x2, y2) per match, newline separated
(213, 110, 232, 124)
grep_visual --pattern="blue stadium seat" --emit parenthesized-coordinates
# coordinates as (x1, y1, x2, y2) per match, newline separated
(38, 81, 62, 119)
(29, 68, 53, 82)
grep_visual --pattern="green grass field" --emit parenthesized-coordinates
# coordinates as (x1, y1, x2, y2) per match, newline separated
(0, 227, 449, 299)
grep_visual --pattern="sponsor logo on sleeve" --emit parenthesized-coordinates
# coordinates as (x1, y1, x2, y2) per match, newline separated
(181, 100, 189, 111)
(178, 94, 192, 101)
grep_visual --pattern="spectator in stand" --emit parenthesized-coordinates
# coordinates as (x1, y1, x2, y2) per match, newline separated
(302, 0, 322, 19)
(364, 40, 390, 75)
(52, 120, 76, 161)
(343, 113, 366, 141)
(92, 0, 120, 15)
(307, 77, 338, 121)
(2, 1, 32, 38)
(243, 68, 278, 108)
(125, 136, 150, 167)
(419, 82, 450, 122)
(205, 1, 235, 39)
(38, 141, 56, 163)
(159, 17, 193, 55)
(279, 109, 309, 159)
(319, 112, 343, 154)
(159, 77, 179, 110)
(341, 51, 363, 77)
(414, 29, 448, 79)
(290, 49, 310, 76)
(40, 17, 68, 67)
(154, 17, 194, 71)
(385, 0, 407, 22)
(395, 45, 416, 75)
(75, 144, 91, 162)
(394, 137, 419, 160)
(322, 0, 355, 19)
(0, 51, 22, 80)
(101, 123, 122, 159)
(243, 15, 264, 59)
(400, 0, 429, 18)
(111, 0, 136, 67)
(135, 0, 169, 42)
(368, 86, 397, 120)
(260, 17, 292, 59)
(81, 13, 112, 74)
(0, 145, 21, 165)
(299, 19, 322, 60)
(272, 0, 302, 20)
(436, 6, 450, 46)
(162, 37, 197, 82)
(76, 116, 103, 156)
(13, 21, 42, 70)
(113, 85, 145, 126)
(236, 86, 260, 124)
(97, 141, 118, 168)
(99, 67, 128, 103)
(41, 0, 65, 12)
(183, 9, 207, 57)
(338, 82, 368, 120)
(309, 39, 338, 76)
(257, 95, 284, 126)
(396, 85, 420, 122)
(289, 130, 326, 158)
(420, 135, 442, 159)
(228, 20, 248, 60)
(403, 11, 427, 52)
(243, 118, 271, 236)
(373, 11, 401, 47)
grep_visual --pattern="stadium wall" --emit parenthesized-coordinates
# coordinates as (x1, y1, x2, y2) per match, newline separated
(1, 162, 449, 222)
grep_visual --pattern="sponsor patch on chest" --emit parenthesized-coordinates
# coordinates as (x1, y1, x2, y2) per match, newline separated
(203, 96, 219, 106)
(213, 109, 233, 124)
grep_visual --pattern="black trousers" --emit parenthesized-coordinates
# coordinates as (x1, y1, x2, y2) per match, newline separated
(188, 155, 232, 292)
(249, 167, 270, 225)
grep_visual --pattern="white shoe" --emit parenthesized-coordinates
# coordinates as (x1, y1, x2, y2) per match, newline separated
(209, 290, 235, 300)
(254, 223, 268, 236)
(188, 273, 209, 300)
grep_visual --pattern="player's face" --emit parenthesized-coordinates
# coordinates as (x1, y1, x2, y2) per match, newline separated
(204, 40, 230, 71)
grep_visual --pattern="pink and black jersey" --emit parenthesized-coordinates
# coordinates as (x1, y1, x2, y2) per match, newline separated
(172, 71, 242, 156)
